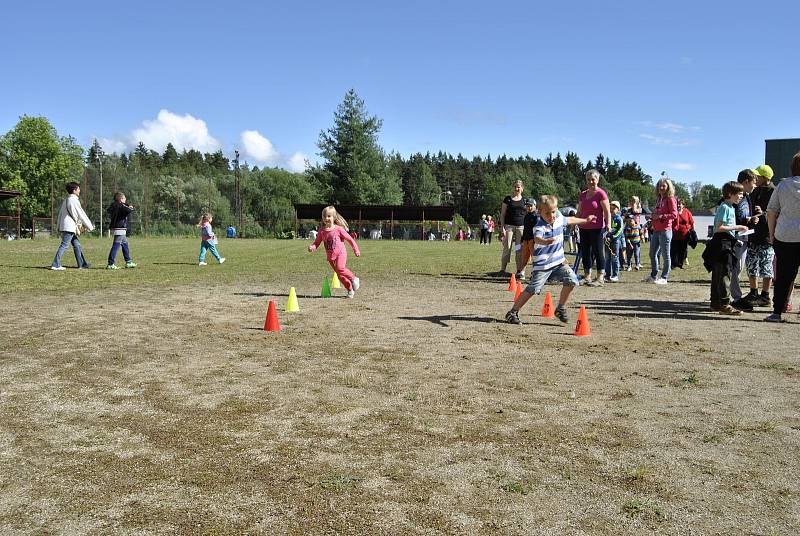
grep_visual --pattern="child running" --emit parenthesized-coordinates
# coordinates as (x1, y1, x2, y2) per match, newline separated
(106, 192, 137, 269)
(197, 213, 226, 266)
(308, 206, 361, 298)
(505, 195, 596, 324)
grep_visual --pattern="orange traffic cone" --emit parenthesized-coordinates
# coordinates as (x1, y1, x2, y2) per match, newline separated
(264, 300, 281, 332)
(541, 291, 554, 317)
(507, 273, 517, 291)
(514, 281, 523, 300)
(574, 304, 591, 336)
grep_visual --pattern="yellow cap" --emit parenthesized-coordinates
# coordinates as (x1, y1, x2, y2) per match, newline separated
(753, 164, 774, 180)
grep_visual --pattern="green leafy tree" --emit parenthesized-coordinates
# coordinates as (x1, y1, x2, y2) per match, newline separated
(406, 155, 441, 205)
(0, 116, 84, 223)
(312, 89, 401, 204)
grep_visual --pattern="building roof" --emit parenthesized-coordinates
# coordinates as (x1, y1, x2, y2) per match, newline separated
(0, 190, 22, 201)
(295, 204, 455, 221)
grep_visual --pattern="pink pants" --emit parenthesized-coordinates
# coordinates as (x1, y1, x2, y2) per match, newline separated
(329, 252, 355, 291)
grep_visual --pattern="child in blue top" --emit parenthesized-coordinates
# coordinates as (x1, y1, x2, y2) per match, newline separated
(604, 201, 624, 281)
(505, 195, 595, 324)
(705, 182, 748, 315)
(197, 213, 226, 266)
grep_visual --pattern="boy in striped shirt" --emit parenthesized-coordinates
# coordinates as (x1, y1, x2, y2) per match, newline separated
(506, 195, 596, 324)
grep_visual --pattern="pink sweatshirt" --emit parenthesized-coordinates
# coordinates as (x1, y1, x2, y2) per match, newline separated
(652, 196, 678, 231)
(310, 225, 360, 260)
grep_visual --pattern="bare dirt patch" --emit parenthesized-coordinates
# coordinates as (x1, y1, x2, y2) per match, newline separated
(1, 271, 799, 534)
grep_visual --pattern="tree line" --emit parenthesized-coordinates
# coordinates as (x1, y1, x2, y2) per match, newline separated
(0, 90, 723, 237)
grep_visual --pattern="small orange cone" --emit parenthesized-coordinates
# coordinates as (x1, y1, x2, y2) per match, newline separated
(264, 300, 281, 332)
(574, 304, 591, 336)
(541, 291, 554, 317)
(514, 281, 523, 300)
(507, 273, 517, 291)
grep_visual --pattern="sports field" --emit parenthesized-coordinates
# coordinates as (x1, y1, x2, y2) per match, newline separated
(1, 237, 798, 535)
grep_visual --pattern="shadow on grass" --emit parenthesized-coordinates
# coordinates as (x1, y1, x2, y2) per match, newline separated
(0, 265, 59, 270)
(580, 298, 772, 321)
(152, 262, 200, 265)
(234, 292, 344, 299)
(398, 314, 497, 327)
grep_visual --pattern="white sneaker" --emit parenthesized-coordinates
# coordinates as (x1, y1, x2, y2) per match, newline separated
(609, 276, 620, 282)
(347, 290, 355, 298)
(50, 266, 66, 271)
(654, 278, 668, 285)
(626, 266, 632, 272)
(642, 275, 656, 283)
(219, 257, 226, 264)
(352, 277, 360, 291)
(198, 261, 207, 266)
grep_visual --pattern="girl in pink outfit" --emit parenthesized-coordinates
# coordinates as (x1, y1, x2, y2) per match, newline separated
(644, 178, 678, 284)
(308, 206, 361, 298)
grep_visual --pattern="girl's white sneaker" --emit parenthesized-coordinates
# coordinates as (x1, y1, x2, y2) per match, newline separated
(347, 290, 355, 298)
(352, 277, 360, 291)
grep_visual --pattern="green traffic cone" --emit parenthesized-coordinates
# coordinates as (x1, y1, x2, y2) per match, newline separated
(321, 275, 332, 298)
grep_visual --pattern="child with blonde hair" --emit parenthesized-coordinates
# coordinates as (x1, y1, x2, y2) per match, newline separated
(505, 195, 596, 324)
(308, 206, 361, 298)
(197, 213, 225, 266)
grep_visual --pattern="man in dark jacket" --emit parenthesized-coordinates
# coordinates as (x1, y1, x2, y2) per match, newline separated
(744, 165, 775, 307)
(106, 192, 137, 269)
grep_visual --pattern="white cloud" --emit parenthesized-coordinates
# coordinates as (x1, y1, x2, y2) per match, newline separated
(639, 133, 699, 147)
(637, 121, 700, 134)
(241, 130, 280, 165)
(96, 137, 127, 155)
(287, 152, 308, 173)
(97, 109, 221, 154)
(665, 162, 695, 171)
(130, 109, 220, 153)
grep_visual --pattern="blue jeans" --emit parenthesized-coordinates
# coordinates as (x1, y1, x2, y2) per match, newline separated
(649, 229, 672, 279)
(52, 232, 89, 268)
(199, 240, 222, 262)
(108, 235, 131, 265)
(626, 242, 641, 268)
(605, 238, 621, 278)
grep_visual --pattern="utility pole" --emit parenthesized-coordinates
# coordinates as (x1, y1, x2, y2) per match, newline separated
(234, 150, 242, 237)
(95, 147, 105, 236)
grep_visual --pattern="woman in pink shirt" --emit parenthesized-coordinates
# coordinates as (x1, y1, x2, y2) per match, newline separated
(309, 206, 361, 298)
(577, 169, 612, 286)
(645, 178, 678, 284)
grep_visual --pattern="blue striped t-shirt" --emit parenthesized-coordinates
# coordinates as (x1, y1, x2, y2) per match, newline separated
(532, 212, 566, 271)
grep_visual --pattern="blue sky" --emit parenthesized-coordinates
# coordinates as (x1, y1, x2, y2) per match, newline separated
(2, 0, 797, 186)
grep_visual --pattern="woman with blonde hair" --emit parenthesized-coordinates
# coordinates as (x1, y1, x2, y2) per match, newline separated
(577, 169, 612, 286)
(644, 178, 678, 284)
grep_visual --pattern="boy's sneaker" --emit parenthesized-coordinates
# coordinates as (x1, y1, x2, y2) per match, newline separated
(636, 264, 643, 270)
(352, 277, 361, 291)
(554, 305, 568, 323)
(125, 261, 137, 268)
(633, 266, 640, 271)
(505, 309, 521, 324)
(199, 261, 207, 266)
(609, 276, 620, 282)
(219, 257, 226, 264)
(654, 278, 668, 285)
(50, 266, 66, 271)
(718, 304, 742, 316)
(642, 275, 657, 283)
(626, 266, 632, 271)
(515, 272, 525, 282)
(764, 313, 785, 323)
(347, 290, 355, 299)
(106, 264, 119, 270)
(731, 298, 753, 311)
(755, 294, 772, 307)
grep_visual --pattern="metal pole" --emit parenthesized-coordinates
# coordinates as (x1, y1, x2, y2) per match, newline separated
(97, 152, 104, 236)
(234, 150, 242, 237)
